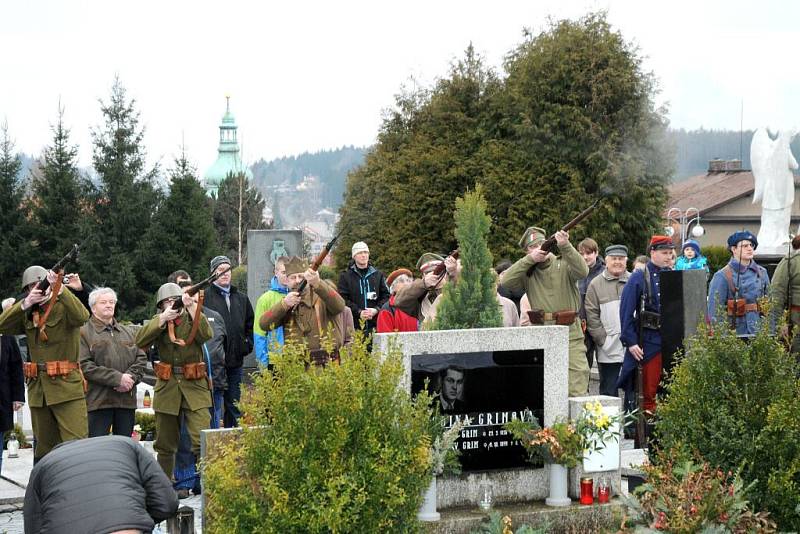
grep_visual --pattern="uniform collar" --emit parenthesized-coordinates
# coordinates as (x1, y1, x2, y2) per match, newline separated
(729, 258, 759, 274)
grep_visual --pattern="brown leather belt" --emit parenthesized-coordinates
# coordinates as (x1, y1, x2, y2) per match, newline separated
(23, 360, 80, 379)
(527, 309, 578, 326)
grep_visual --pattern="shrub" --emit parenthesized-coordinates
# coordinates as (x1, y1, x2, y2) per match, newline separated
(471, 512, 545, 534)
(134, 411, 156, 440)
(701, 245, 729, 274)
(621, 448, 776, 533)
(656, 316, 800, 529)
(231, 264, 247, 291)
(203, 334, 437, 533)
(317, 264, 336, 281)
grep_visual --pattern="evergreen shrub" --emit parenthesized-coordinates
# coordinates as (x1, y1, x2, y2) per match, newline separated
(656, 315, 800, 529)
(203, 334, 437, 533)
(701, 245, 730, 274)
(231, 265, 247, 291)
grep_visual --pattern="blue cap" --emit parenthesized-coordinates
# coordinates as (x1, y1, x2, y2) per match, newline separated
(726, 231, 758, 250)
(681, 239, 701, 257)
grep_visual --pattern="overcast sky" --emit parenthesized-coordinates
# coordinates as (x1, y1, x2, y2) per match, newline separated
(1, 0, 798, 174)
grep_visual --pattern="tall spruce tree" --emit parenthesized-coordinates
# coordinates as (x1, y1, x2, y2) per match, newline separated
(84, 77, 161, 320)
(431, 186, 502, 330)
(138, 150, 216, 287)
(213, 171, 267, 264)
(29, 103, 87, 266)
(0, 122, 28, 298)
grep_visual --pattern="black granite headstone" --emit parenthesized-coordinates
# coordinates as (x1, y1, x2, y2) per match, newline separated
(411, 349, 544, 471)
(659, 269, 707, 376)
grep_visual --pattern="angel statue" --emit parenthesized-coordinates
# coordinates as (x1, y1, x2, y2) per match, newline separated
(751, 128, 798, 254)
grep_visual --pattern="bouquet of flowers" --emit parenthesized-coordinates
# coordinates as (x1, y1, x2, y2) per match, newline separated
(505, 401, 629, 468)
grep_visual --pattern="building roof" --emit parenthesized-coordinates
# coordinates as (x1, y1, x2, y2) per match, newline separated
(667, 170, 755, 215)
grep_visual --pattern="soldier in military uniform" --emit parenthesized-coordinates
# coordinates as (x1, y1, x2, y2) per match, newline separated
(0, 266, 90, 462)
(135, 283, 212, 478)
(502, 227, 590, 397)
(394, 252, 459, 327)
(259, 256, 345, 364)
(771, 235, 800, 355)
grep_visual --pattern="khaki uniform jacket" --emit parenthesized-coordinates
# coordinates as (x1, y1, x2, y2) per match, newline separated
(502, 241, 589, 341)
(771, 250, 800, 327)
(135, 309, 212, 416)
(393, 278, 441, 323)
(0, 289, 89, 407)
(259, 280, 345, 351)
(80, 316, 147, 412)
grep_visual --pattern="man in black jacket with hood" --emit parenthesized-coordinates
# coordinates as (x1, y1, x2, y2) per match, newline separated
(204, 255, 254, 428)
(337, 242, 390, 335)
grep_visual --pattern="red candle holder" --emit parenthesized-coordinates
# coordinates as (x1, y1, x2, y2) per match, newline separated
(597, 478, 610, 503)
(580, 477, 594, 505)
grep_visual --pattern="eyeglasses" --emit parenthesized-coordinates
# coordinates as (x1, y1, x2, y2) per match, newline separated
(737, 242, 755, 249)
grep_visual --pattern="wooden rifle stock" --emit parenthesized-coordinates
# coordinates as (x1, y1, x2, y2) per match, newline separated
(33, 244, 80, 293)
(431, 250, 459, 277)
(539, 199, 600, 253)
(297, 230, 343, 294)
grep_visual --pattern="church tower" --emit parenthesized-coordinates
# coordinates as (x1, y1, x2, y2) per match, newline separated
(203, 96, 253, 197)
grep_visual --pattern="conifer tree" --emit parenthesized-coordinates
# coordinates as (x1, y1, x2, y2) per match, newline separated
(432, 186, 502, 330)
(0, 122, 28, 298)
(84, 77, 161, 320)
(213, 171, 267, 264)
(29, 103, 87, 266)
(138, 150, 216, 287)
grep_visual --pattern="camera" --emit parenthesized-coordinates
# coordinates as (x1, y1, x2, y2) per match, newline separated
(366, 291, 377, 301)
(62, 276, 71, 285)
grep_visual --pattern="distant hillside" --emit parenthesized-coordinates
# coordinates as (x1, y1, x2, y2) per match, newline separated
(669, 128, 800, 181)
(251, 146, 367, 209)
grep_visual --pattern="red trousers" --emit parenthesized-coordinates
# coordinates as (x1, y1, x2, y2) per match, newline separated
(640, 352, 662, 414)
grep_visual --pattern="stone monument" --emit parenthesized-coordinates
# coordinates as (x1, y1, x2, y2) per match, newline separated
(246, 229, 304, 307)
(751, 127, 798, 255)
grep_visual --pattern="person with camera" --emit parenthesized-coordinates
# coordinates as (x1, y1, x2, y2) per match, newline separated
(617, 236, 674, 417)
(0, 266, 90, 463)
(135, 283, 212, 479)
(337, 242, 390, 335)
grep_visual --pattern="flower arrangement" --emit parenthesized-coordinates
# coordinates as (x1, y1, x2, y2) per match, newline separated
(505, 401, 629, 468)
(131, 424, 142, 442)
(429, 416, 470, 476)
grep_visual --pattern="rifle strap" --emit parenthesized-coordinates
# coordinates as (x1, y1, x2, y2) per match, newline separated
(35, 273, 64, 343)
(168, 290, 205, 347)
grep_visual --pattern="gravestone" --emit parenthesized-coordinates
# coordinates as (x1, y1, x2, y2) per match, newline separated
(374, 326, 569, 508)
(246, 229, 303, 307)
(659, 269, 707, 375)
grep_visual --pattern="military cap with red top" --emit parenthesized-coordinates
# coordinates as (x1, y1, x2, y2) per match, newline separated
(386, 268, 413, 287)
(648, 235, 675, 252)
(416, 253, 444, 274)
(518, 226, 547, 250)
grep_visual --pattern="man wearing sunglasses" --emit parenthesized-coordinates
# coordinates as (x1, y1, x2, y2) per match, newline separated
(708, 230, 770, 336)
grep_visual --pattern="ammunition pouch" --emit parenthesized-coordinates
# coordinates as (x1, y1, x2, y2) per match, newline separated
(640, 310, 661, 331)
(727, 300, 760, 317)
(46, 361, 79, 378)
(309, 349, 340, 367)
(23, 362, 38, 380)
(527, 309, 578, 326)
(154, 361, 173, 381)
(182, 362, 207, 381)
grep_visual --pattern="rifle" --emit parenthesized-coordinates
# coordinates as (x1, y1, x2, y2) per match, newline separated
(431, 250, 459, 278)
(30, 244, 81, 342)
(297, 229, 344, 294)
(539, 199, 601, 253)
(635, 283, 647, 448)
(170, 265, 232, 311)
(731, 245, 742, 332)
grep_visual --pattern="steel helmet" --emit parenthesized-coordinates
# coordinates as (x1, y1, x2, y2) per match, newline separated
(156, 283, 183, 307)
(21, 266, 47, 289)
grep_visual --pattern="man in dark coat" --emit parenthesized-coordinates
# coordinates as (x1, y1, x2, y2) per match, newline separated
(203, 255, 254, 428)
(337, 241, 390, 334)
(24, 435, 178, 534)
(0, 298, 25, 475)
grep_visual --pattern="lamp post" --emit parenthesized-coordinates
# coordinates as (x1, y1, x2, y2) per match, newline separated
(665, 207, 705, 245)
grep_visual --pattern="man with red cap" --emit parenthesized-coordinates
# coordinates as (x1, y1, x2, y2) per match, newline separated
(394, 253, 458, 326)
(376, 268, 418, 333)
(617, 235, 674, 437)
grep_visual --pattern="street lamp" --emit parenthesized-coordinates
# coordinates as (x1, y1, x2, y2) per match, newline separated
(665, 207, 705, 244)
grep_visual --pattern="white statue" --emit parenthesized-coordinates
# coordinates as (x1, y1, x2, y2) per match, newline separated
(750, 128, 798, 254)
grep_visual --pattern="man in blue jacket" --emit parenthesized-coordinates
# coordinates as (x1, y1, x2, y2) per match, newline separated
(617, 235, 674, 418)
(337, 242, 390, 334)
(253, 256, 290, 367)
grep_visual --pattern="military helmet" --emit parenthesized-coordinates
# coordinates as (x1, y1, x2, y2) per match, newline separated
(156, 283, 183, 307)
(21, 266, 47, 289)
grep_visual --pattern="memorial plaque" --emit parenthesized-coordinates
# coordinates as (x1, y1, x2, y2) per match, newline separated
(411, 349, 544, 471)
(246, 229, 304, 307)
